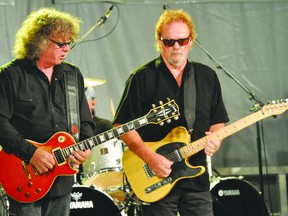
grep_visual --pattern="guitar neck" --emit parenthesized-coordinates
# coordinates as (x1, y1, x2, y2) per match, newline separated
(61, 116, 149, 159)
(179, 108, 270, 159)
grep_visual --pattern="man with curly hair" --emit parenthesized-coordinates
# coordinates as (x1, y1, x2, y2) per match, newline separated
(0, 8, 95, 216)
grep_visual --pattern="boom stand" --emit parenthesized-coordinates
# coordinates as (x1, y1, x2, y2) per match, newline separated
(194, 39, 266, 204)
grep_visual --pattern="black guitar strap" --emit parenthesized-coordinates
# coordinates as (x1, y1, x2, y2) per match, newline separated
(64, 71, 80, 142)
(183, 62, 196, 133)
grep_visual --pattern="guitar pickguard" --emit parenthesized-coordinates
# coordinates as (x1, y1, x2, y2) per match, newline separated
(143, 142, 205, 194)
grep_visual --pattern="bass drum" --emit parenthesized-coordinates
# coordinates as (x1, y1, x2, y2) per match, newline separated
(70, 185, 122, 216)
(210, 176, 270, 216)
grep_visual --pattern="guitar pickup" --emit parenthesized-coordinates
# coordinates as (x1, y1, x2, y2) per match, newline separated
(145, 177, 172, 193)
(21, 161, 32, 180)
(52, 147, 66, 165)
(143, 164, 155, 179)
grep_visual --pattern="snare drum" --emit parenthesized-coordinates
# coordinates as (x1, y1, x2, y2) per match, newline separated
(70, 185, 122, 216)
(210, 176, 270, 216)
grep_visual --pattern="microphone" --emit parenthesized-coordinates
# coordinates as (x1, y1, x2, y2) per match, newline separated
(66, 5, 115, 54)
(98, 5, 114, 27)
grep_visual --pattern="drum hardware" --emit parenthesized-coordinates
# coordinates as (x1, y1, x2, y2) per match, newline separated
(124, 197, 144, 216)
(122, 192, 150, 216)
(0, 185, 10, 216)
(120, 176, 150, 216)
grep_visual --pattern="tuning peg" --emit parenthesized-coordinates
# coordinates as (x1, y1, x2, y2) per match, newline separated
(159, 122, 164, 126)
(166, 119, 171, 123)
(174, 116, 179, 120)
(159, 101, 163, 105)
(152, 104, 156, 108)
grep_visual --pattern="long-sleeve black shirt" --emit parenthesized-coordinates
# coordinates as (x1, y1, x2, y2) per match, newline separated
(0, 59, 95, 197)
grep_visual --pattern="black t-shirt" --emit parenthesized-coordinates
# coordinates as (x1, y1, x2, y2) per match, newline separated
(114, 56, 229, 191)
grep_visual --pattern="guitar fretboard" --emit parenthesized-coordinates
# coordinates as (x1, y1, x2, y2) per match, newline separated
(179, 104, 282, 158)
(61, 116, 148, 158)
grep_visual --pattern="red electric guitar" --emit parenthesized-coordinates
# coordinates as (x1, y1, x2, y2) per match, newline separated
(0, 99, 180, 203)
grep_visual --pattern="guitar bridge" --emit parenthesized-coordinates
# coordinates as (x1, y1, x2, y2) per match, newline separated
(145, 177, 172, 193)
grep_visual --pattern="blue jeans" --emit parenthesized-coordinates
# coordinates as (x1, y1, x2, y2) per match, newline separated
(8, 193, 71, 216)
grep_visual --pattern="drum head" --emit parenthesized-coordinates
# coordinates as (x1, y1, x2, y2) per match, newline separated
(70, 186, 121, 216)
(210, 177, 269, 216)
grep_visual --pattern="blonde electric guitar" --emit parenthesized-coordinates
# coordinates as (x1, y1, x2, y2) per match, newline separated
(123, 99, 288, 203)
(0, 99, 180, 203)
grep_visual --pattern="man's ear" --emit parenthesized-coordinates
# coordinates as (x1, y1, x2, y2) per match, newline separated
(91, 99, 96, 108)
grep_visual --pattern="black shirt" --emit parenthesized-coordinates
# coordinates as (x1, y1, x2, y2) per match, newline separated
(0, 59, 95, 196)
(113, 56, 229, 191)
(93, 116, 113, 135)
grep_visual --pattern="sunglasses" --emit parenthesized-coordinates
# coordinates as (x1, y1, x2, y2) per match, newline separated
(49, 38, 72, 48)
(160, 37, 191, 47)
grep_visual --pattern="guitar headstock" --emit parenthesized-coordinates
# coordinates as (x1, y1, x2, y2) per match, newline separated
(146, 99, 180, 125)
(261, 98, 288, 117)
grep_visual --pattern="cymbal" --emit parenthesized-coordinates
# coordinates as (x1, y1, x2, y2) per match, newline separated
(84, 78, 106, 87)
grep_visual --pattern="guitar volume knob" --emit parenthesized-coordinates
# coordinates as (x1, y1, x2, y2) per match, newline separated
(35, 188, 41, 194)
(17, 186, 22, 192)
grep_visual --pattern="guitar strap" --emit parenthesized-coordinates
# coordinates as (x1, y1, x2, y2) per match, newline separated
(183, 62, 196, 132)
(64, 71, 80, 142)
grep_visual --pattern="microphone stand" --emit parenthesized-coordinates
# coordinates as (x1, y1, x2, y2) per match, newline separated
(68, 5, 114, 55)
(194, 39, 266, 204)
